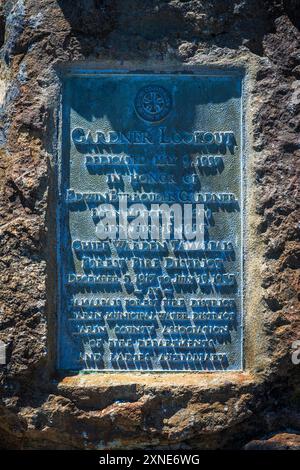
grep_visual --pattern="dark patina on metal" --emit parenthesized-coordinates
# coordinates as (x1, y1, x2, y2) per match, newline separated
(58, 70, 243, 372)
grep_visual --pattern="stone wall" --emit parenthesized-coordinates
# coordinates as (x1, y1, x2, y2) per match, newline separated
(0, 0, 299, 449)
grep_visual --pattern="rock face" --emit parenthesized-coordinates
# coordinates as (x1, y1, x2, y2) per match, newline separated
(0, 0, 299, 450)
(245, 433, 300, 450)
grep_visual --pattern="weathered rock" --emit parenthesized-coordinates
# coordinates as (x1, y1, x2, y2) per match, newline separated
(245, 433, 300, 450)
(0, 0, 299, 449)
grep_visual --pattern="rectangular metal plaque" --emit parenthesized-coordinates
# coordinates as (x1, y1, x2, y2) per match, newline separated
(58, 70, 243, 371)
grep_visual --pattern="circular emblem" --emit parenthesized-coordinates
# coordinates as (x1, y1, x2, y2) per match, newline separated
(134, 85, 172, 122)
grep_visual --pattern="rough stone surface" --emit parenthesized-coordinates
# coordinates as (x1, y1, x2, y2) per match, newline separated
(0, 0, 299, 449)
(245, 432, 300, 450)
